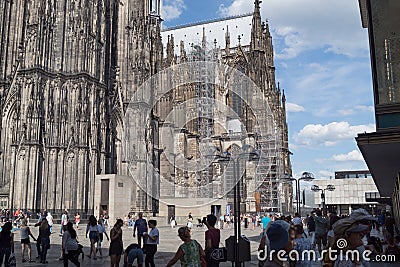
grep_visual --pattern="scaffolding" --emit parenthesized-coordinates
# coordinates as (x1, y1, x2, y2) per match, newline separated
(255, 135, 278, 211)
(186, 33, 218, 198)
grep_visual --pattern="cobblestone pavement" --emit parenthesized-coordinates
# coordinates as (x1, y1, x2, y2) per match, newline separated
(8, 224, 397, 266)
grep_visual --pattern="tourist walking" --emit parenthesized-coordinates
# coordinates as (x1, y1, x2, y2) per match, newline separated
(62, 222, 80, 267)
(261, 214, 271, 231)
(133, 212, 147, 248)
(96, 218, 110, 257)
(170, 215, 176, 229)
(86, 215, 99, 259)
(219, 215, 224, 229)
(109, 219, 124, 267)
(103, 210, 110, 228)
(46, 212, 54, 233)
(75, 212, 81, 229)
(144, 220, 159, 267)
(327, 211, 340, 248)
(204, 214, 220, 267)
(187, 213, 194, 228)
(60, 210, 68, 235)
(0, 222, 14, 266)
(166, 226, 205, 267)
(39, 218, 51, 264)
(314, 210, 328, 254)
(307, 214, 316, 248)
(20, 219, 36, 263)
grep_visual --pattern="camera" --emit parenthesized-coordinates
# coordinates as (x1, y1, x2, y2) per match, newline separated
(202, 217, 207, 224)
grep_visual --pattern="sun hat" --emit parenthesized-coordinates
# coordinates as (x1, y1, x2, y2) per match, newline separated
(333, 218, 369, 236)
(349, 208, 377, 222)
(266, 220, 291, 251)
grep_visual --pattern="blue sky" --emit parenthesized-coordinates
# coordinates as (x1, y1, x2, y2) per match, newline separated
(161, 0, 375, 180)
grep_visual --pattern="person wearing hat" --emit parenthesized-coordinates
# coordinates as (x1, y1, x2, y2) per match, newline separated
(263, 220, 295, 267)
(332, 218, 369, 267)
(349, 208, 378, 267)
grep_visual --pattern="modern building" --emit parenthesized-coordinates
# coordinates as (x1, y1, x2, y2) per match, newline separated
(356, 0, 400, 226)
(0, 0, 292, 220)
(313, 171, 383, 215)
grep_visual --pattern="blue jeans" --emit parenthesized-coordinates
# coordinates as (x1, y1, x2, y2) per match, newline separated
(40, 237, 50, 262)
(128, 248, 144, 265)
(0, 247, 11, 267)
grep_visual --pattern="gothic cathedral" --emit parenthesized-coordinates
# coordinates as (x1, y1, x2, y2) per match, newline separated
(0, 0, 292, 216)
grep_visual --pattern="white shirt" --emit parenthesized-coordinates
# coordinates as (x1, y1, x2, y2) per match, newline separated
(61, 214, 68, 225)
(146, 228, 159, 245)
(46, 214, 53, 226)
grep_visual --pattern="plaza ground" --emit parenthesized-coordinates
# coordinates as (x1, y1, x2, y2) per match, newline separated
(9, 223, 398, 266)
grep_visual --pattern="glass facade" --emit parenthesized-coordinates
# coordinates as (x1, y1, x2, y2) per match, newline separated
(335, 170, 372, 179)
(371, 0, 400, 105)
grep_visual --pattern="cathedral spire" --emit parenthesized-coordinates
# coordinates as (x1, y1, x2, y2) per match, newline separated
(251, 0, 263, 51)
(225, 26, 231, 56)
(264, 18, 274, 67)
(254, 0, 262, 16)
(167, 35, 175, 65)
(202, 27, 207, 49)
(180, 40, 187, 62)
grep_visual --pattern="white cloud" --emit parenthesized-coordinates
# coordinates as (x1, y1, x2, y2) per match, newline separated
(162, 0, 186, 21)
(355, 105, 374, 112)
(332, 150, 364, 162)
(293, 122, 375, 147)
(218, 0, 369, 59)
(338, 105, 374, 116)
(338, 109, 355, 116)
(281, 60, 373, 119)
(286, 103, 305, 113)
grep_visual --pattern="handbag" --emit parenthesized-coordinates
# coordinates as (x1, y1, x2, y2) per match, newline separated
(207, 247, 227, 262)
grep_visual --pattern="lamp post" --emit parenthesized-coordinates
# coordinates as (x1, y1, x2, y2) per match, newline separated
(369, 204, 376, 216)
(211, 145, 259, 267)
(311, 184, 335, 216)
(281, 172, 315, 215)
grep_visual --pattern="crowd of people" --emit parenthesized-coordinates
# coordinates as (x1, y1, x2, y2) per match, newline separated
(1, 207, 399, 266)
(258, 209, 400, 267)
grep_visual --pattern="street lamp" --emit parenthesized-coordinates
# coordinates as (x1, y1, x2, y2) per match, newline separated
(311, 184, 335, 216)
(281, 172, 315, 216)
(209, 145, 259, 267)
(369, 204, 376, 216)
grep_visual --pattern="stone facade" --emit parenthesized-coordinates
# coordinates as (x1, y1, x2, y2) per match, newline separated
(0, 0, 292, 217)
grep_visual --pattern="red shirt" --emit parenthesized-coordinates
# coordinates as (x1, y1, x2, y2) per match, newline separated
(205, 228, 220, 248)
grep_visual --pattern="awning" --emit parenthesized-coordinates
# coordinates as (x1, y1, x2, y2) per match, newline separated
(356, 130, 400, 197)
